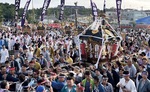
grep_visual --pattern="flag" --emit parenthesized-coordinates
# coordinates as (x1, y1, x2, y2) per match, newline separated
(15, 0, 21, 27)
(59, 0, 65, 20)
(103, 0, 106, 13)
(15, 0, 20, 21)
(116, 0, 122, 29)
(21, 0, 31, 27)
(90, 0, 98, 21)
(41, 0, 51, 21)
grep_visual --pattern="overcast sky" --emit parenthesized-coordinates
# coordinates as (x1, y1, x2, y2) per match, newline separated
(1, 0, 150, 10)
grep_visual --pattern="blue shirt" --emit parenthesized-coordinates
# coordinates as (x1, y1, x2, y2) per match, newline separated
(0, 40, 4, 50)
(52, 81, 66, 92)
(93, 83, 105, 92)
(85, 81, 90, 92)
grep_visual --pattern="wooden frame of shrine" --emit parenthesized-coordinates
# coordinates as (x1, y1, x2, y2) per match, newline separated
(22, 21, 46, 36)
(22, 21, 32, 35)
(36, 21, 45, 36)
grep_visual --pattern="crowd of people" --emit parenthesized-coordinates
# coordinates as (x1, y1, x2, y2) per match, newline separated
(0, 26, 150, 92)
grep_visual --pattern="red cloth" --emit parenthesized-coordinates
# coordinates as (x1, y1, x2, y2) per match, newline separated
(9, 67, 15, 71)
(80, 43, 86, 55)
(111, 44, 118, 57)
(99, 46, 102, 57)
(48, 23, 61, 28)
(77, 83, 84, 91)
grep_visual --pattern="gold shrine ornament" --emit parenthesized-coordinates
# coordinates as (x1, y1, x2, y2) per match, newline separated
(38, 21, 43, 27)
(92, 30, 99, 34)
(104, 29, 115, 37)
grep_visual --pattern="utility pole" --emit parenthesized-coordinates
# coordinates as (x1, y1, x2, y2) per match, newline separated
(74, 2, 78, 29)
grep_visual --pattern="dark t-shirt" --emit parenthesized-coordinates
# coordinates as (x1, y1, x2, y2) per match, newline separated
(14, 43, 20, 50)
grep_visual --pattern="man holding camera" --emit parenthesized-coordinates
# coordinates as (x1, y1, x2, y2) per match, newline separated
(117, 71, 137, 92)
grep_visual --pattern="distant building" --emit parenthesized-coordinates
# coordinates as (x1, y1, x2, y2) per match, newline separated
(57, 5, 85, 9)
(105, 11, 117, 23)
(67, 14, 92, 24)
(122, 9, 147, 21)
(40, 15, 59, 24)
(144, 11, 150, 16)
(105, 9, 147, 26)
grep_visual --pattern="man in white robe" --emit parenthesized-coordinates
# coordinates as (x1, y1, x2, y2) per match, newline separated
(0, 45, 9, 64)
(10, 38, 15, 50)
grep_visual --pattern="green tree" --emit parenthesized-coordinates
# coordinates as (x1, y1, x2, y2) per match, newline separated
(0, 2, 103, 22)
(0, 3, 15, 21)
(0, 4, 2, 23)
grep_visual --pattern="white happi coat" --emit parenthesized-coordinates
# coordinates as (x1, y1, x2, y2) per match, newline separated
(66, 40, 72, 53)
(26, 51, 33, 61)
(7, 38, 11, 50)
(0, 48, 9, 63)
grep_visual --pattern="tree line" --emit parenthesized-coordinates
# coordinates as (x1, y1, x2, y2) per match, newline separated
(1, 2, 140, 24)
(0, 3, 95, 23)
